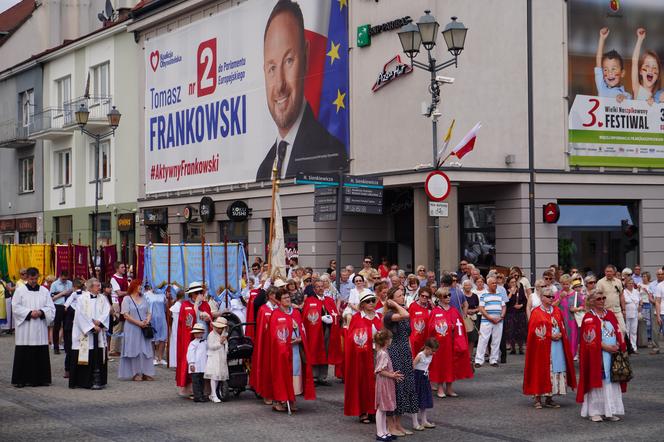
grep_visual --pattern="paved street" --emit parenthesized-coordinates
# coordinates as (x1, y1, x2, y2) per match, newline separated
(0, 334, 662, 442)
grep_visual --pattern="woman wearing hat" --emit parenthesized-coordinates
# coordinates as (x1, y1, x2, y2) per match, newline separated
(205, 317, 229, 403)
(344, 291, 383, 424)
(176, 282, 212, 395)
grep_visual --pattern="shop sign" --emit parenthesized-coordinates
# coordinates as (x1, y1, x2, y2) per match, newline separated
(0, 219, 16, 232)
(144, 208, 169, 225)
(183, 205, 195, 223)
(16, 217, 37, 232)
(199, 197, 215, 223)
(372, 55, 413, 92)
(117, 214, 135, 232)
(226, 200, 250, 221)
(357, 16, 412, 47)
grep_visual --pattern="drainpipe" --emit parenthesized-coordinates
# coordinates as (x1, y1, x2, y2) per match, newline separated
(527, 0, 536, 282)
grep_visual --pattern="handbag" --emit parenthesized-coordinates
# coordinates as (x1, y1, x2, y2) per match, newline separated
(610, 350, 633, 383)
(130, 296, 155, 340)
(463, 315, 476, 333)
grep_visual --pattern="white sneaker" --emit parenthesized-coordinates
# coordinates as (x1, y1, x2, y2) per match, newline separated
(210, 395, 221, 403)
(160, 360, 168, 366)
(153, 359, 159, 366)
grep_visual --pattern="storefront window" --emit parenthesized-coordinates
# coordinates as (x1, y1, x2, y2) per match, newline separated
(264, 217, 298, 264)
(183, 222, 203, 243)
(460, 203, 496, 270)
(558, 203, 639, 275)
(54, 216, 72, 244)
(220, 220, 248, 256)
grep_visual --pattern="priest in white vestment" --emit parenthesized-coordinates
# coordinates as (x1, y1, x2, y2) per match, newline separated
(11, 267, 55, 387)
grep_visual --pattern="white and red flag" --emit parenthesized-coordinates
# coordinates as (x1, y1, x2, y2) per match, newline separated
(450, 122, 482, 159)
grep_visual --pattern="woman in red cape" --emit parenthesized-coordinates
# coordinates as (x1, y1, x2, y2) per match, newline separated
(249, 286, 279, 403)
(409, 287, 433, 358)
(244, 286, 260, 340)
(302, 293, 343, 367)
(523, 286, 576, 408)
(427, 287, 473, 398)
(269, 290, 315, 412)
(344, 291, 383, 423)
(176, 283, 211, 391)
(577, 290, 626, 422)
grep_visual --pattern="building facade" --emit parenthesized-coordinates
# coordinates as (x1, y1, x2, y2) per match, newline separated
(128, 0, 664, 278)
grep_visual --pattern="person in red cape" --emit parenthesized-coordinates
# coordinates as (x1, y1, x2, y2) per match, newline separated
(244, 282, 260, 340)
(409, 287, 433, 358)
(175, 282, 211, 395)
(302, 279, 342, 385)
(577, 289, 626, 422)
(427, 287, 473, 398)
(344, 291, 383, 423)
(249, 284, 280, 404)
(269, 289, 315, 412)
(523, 286, 576, 409)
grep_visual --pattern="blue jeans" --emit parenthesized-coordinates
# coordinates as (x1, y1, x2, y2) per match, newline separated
(642, 303, 652, 341)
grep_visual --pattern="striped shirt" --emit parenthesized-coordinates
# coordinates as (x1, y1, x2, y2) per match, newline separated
(479, 291, 505, 323)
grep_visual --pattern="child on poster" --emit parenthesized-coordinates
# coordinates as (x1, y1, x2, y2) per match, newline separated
(631, 28, 662, 104)
(595, 27, 631, 102)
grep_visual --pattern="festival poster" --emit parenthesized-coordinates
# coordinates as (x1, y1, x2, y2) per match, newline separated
(568, 0, 664, 168)
(143, 0, 349, 193)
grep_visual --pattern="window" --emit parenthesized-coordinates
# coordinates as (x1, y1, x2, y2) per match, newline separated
(19, 157, 34, 193)
(460, 203, 496, 270)
(183, 222, 203, 243)
(54, 216, 73, 244)
(90, 141, 111, 181)
(92, 212, 112, 246)
(56, 76, 71, 109)
(20, 89, 34, 127)
(91, 62, 110, 99)
(220, 220, 248, 257)
(55, 150, 71, 187)
(263, 217, 298, 265)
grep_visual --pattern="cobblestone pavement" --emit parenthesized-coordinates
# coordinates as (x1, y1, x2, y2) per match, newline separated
(0, 334, 662, 441)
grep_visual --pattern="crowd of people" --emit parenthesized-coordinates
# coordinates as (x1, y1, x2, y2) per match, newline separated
(2, 256, 663, 440)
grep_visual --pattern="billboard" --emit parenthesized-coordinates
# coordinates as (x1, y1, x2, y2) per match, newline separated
(568, 0, 664, 168)
(144, 0, 349, 194)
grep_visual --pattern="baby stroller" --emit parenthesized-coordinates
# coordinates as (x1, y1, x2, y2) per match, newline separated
(216, 311, 254, 401)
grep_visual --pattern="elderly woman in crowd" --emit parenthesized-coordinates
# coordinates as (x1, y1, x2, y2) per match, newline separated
(462, 279, 480, 360)
(523, 286, 576, 409)
(505, 275, 528, 354)
(119, 279, 155, 381)
(404, 274, 421, 307)
(286, 279, 304, 310)
(577, 289, 627, 422)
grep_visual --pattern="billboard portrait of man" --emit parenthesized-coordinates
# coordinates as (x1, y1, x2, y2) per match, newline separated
(256, 0, 348, 182)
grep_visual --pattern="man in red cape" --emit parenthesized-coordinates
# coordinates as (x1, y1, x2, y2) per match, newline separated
(344, 292, 383, 421)
(523, 300, 577, 407)
(576, 309, 627, 404)
(427, 292, 473, 398)
(249, 285, 280, 403)
(245, 285, 260, 340)
(302, 280, 342, 385)
(176, 282, 211, 391)
(269, 290, 315, 412)
(409, 288, 432, 358)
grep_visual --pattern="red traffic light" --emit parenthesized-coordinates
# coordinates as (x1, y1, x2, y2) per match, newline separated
(543, 203, 560, 224)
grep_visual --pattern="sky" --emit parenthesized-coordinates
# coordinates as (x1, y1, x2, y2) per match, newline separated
(0, 0, 20, 14)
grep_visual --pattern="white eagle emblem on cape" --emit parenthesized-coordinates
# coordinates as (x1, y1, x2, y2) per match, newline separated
(277, 326, 290, 344)
(535, 325, 547, 340)
(307, 311, 320, 325)
(414, 319, 426, 334)
(353, 329, 368, 348)
(583, 328, 596, 344)
(435, 320, 448, 336)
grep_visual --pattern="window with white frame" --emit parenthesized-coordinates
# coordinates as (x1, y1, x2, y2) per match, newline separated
(91, 62, 110, 99)
(20, 89, 34, 127)
(56, 76, 71, 109)
(89, 140, 111, 181)
(19, 157, 34, 193)
(55, 149, 71, 187)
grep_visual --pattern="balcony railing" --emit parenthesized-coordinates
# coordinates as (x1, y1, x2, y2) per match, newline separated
(0, 120, 34, 148)
(28, 107, 73, 134)
(28, 96, 113, 137)
(66, 96, 113, 122)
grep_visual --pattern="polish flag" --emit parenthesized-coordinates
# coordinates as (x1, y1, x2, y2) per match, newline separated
(451, 122, 482, 159)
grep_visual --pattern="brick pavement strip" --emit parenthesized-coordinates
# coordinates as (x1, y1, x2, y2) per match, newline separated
(0, 334, 662, 442)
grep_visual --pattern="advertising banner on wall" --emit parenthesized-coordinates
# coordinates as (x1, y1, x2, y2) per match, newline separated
(568, 0, 664, 168)
(144, 0, 349, 194)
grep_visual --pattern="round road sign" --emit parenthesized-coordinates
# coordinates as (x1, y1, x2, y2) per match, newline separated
(424, 171, 451, 202)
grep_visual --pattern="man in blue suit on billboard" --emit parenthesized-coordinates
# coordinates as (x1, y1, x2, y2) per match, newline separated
(256, 0, 347, 182)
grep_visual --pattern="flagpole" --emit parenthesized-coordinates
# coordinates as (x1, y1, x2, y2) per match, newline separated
(166, 235, 172, 368)
(267, 164, 278, 276)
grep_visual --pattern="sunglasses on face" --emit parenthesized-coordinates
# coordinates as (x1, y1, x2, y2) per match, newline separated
(542, 295, 554, 299)
(596, 296, 606, 300)
(365, 299, 377, 304)
(354, 280, 363, 284)
(544, 277, 552, 280)
(587, 281, 596, 284)
(441, 295, 451, 299)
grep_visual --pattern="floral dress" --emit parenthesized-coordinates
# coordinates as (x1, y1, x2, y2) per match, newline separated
(384, 310, 419, 415)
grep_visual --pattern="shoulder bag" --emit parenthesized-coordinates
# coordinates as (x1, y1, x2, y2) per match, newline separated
(130, 296, 155, 340)
(610, 350, 633, 383)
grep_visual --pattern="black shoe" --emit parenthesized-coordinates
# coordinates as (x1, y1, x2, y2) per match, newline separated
(54, 349, 60, 355)
(317, 380, 331, 386)
(509, 349, 516, 355)
(14, 383, 25, 388)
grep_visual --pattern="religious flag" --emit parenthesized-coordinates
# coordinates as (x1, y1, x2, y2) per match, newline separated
(269, 191, 287, 280)
(450, 122, 482, 159)
(436, 119, 456, 166)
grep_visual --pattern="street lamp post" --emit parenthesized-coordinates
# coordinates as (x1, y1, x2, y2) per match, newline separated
(75, 103, 121, 252)
(397, 11, 467, 280)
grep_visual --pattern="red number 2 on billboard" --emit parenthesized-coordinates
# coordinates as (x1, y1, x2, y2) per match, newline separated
(197, 38, 217, 97)
(582, 98, 600, 127)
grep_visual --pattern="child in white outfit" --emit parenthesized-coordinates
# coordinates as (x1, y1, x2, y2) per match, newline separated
(204, 317, 230, 403)
(187, 324, 208, 402)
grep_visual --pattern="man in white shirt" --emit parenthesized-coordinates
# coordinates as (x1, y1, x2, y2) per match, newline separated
(649, 268, 664, 354)
(654, 270, 664, 354)
(11, 267, 56, 387)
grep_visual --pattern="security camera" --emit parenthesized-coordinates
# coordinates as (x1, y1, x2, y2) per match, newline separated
(436, 76, 455, 84)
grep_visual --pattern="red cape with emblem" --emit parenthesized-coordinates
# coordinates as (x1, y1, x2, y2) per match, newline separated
(302, 295, 343, 365)
(576, 310, 626, 403)
(427, 306, 473, 383)
(245, 289, 260, 340)
(523, 305, 577, 395)
(249, 302, 277, 398)
(269, 307, 316, 402)
(175, 299, 211, 387)
(344, 311, 383, 416)
(408, 302, 431, 358)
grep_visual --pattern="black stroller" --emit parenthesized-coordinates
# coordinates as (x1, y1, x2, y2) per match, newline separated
(216, 311, 254, 401)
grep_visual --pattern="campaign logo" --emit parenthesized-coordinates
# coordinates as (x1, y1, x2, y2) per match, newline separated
(609, 0, 620, 13)
(149, 49, 183, 73)
(150, 50, 159, 72)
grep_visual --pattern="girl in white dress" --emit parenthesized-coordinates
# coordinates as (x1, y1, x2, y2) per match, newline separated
(205, 317, 229, 402)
